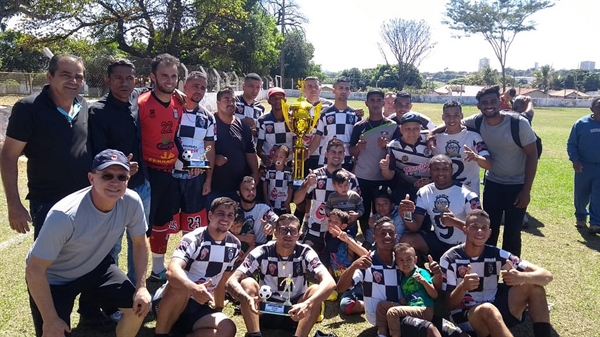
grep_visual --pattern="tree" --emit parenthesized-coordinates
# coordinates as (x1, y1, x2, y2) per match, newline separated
(261, 0, 308, 34)
(533, 65, 553, 93)
(277, 29, 314, 84)
(479, 65, 500, 85)
(0, 30, 47, 72)
(6, 0, 247, 65)
(443, 0, 554, 90)
(380, 19, 436, 90)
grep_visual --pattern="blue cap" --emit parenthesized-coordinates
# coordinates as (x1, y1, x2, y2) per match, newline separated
(400, 112, 421, 125)
(92, 149, 130, 171)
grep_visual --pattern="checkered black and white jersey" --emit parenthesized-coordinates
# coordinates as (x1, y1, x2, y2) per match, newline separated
(238, 241, 327, 302)
(306, 167, 359, 237)
(262, 166, 293, 209)
(174, 106, 216, 172)
(351, 250, 402, 325)
(153, 227, 241, 300)
(240, 203, 279, 245)
(415, 184, 481, 245)
(315, 105, 358, 165)
(235, 95, 265, 122)
(257, 111, 295, 159)
(440, 245, 529, 314)
(387, 135, 432, 187)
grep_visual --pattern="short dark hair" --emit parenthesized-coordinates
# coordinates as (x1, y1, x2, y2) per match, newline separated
(49, 54, 85, 76)
(331, 169, 350, 185)
(508, 88, 517, 97)
(275, 213, 300, 229)
(443, 100, 462, 113)
(465, 209, 490, 227)
(393, 242, 415, 255)
(395, 91, 412, 103)
(217, 86, 235, 101)
(107, 58, 135, 77)
(326, 138, 345, 152)
(367, 88, 385, 100)
(591, 97, 600, 108)
(186, 71, 207, 83)
(244, 73, 262, 82)
(151, 53, 180, 74)
(210, 197, 238, 213)
(234, 208, 245, 224)
(329, 208, 349, 224)
(475, 85, 500, 102)
(374, 216, 394, 231)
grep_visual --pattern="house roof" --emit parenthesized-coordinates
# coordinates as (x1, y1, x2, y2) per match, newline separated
(548, 89, 590, 98)
(434, 85, 484, 97)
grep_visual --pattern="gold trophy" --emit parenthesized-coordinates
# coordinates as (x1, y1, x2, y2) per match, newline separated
(281, 80, 322, 188)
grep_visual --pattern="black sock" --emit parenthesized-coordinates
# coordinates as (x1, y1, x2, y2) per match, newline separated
(533, 322, 551, 337)
(154, 334, 170, 337)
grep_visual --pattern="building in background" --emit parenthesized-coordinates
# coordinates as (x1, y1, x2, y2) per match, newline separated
(579, 61, 596, 71)
(478, 58, 490, 71)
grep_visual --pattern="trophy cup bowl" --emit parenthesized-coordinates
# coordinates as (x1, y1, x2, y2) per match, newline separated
(183, 146, 212, 170)
(281, 80, 322, 188)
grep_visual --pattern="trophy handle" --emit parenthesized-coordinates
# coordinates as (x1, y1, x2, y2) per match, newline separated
(281, 100, 293, 132)
(309, 102, 322, 132)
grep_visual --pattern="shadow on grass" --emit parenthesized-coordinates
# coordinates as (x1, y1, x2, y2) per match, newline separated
(575, 226, 600, 252)
(522, 213, 547, 237)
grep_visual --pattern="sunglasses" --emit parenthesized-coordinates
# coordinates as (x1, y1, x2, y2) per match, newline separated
(278, 227, 299, 236)
(99, 173, 129, 182)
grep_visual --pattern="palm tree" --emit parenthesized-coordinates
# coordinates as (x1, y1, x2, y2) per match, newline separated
(533, 65, 553, 93)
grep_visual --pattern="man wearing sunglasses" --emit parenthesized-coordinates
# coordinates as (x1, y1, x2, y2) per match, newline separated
(25, 149, 151, 337)
(226, 214, 336, 337)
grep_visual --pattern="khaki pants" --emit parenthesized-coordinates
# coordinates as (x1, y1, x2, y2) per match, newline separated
(376, 301, 434, 337)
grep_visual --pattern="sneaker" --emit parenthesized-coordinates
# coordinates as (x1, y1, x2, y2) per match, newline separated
(343, 299, 357, 315)
(589, 225, 600, 234)
(150, 269, 168, 281)
(326, 290, 338, 301)
(109, 310, 123, 323)
(576, 220, 587, 228)
(78, 312, 116, 333)
(313, 330, 338, 337)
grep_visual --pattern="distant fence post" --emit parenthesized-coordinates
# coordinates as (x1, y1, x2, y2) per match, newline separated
(212, 69, 221, 92)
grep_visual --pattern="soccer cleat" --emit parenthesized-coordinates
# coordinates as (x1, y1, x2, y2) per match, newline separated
(150, 269, 167, 281)
(326, 290, 338, 301)
(313, 330, 338, 337)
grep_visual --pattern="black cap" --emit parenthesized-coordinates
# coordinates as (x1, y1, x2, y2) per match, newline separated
(92, 149, 130, 171)
(374, 185, 393, 201)
(366, 88, 385, 100)
(400, 112, 421, 125)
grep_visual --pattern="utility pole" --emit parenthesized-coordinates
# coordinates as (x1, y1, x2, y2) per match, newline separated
(279, 0, 286, 87)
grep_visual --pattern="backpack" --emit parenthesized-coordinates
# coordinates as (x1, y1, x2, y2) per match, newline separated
(473, 112, 542, 159)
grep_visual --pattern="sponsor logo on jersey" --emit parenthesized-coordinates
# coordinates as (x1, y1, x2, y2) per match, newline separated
(373, 271, 382, 283)
(315, 203, 327, 222)
(445, 140, 461, 158)
(326, 115, 335, 124)
(434, 194, 450, 213)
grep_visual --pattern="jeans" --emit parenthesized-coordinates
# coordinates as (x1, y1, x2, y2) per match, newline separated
(482, 180, 526, 256)
(108, 179, 151, 282)
(574, 162, 600, 225)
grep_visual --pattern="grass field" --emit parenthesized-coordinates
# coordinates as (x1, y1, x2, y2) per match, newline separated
(0, 99, 598, 337)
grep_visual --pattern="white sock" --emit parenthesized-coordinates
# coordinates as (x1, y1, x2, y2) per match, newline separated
(152, 253, 165, 274)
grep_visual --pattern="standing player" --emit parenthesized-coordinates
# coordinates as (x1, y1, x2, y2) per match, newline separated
(152, 197, 240, 337)
(293, 139, 359, 257)
(567, 97, 600, 233)
(389, 91, 435, 131)
(257, 87, 295, 167)
(433, 100, 491, 195)
(306, 77, 359, 172)
(138, 53, 183, 281)
(399, 155, 481, 261)
(383, 92, 396, 118)
(170, 70, 216, 235)
(236, 73, 265, 137)
(440, 210, 553, 337)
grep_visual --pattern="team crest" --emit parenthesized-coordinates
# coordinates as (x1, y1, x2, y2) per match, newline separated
(268, 262, 277, 276)
(173, 108, 179, 119)
(315, 203, 327, 222)
(266, 124, 274, 133)
(373, 271, 383, 283)
(326, 115, 335, 124)
(346, 114, 356, 124)
(401, 155, 409, 163)
(197, 117, 206, 128)
(457, 264, 469, 278)
(199, 247, 209, 260)
(227, 247, 235, 261)
(444, 140, 461, 158)
(269, 172, 276, 179)
(434, 194, 450, 213)
(317, 178, 326, 189)
(236, 105, 244, 114)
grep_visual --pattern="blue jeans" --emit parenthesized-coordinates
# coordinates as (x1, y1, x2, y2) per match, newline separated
(109, 179, 151, 282)
(574, 162, 600, 225)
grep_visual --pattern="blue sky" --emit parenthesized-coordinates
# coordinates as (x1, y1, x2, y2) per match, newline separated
(301, 0, 600, 72)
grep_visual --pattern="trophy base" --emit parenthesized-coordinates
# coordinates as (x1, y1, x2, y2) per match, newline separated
(183, 160, 210, 170)
(259, 301, 291, 316)
(292, 179, 304, 189)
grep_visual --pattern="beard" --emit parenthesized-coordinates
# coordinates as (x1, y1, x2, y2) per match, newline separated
(240, 194, 256, 204)
(156, 81, 175, 95)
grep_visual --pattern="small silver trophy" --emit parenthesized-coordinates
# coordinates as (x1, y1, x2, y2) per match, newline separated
(183, 146, 212, 170)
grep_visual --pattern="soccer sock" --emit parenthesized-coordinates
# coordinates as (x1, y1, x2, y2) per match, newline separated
(152, 253, 165, 274)
(533, 322, 551, 337)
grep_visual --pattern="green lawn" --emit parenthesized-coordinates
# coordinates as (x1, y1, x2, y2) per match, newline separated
(0, 102, 598, 336)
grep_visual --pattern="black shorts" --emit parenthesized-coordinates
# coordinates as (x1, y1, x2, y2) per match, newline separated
(401, 316, 465, 337)
(172, 174, 207, 214)
(148, 168, 177, 231)
(259, 295, 302, 331)
(29, 255, 135, 337)
(419, 230, 455, 262)
(451, 284, 522, 332)
(152, 297, 217, 334)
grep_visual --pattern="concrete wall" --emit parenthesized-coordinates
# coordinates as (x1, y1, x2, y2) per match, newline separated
(283, 89, 594, 108)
